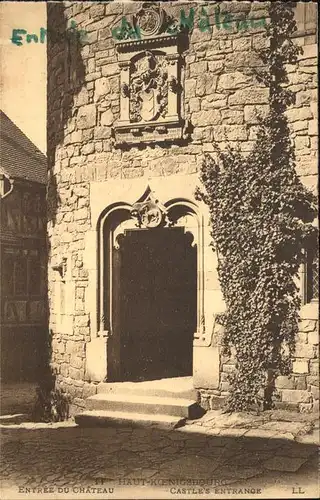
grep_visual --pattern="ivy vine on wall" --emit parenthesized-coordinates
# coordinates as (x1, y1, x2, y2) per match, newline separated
(195, 2, 318, 412)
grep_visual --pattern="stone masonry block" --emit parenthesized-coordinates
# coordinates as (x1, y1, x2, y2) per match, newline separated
(288, 72, 313, 86)
(295, 91, 312, 106)
(297, 332, 308, 344)
(221, 109, 244, 124)
(310, 386, 319, 400)
(94, 78, 110, 102)
(294, 343, 315, 359)
(299, 44, 318, 60)
(233, 37, 252, 52)
(202, 93, 227, 109)
(221, 372, 229, 382)
(74, 315, 90, 327)
(299, 320, 317, 333)
(311, 136, 318, 151)
(74, 208, 88, 221)
(299, 64, 317, 74)
(192, 109, 221, 127)
(220, 1, 252, 13)
(299, 176, 317, 197)
(292, 120, 308, 133)
(66, 341, 85, 357)
(228, 87, 269, 106)
(82, 382, 97, 399)
(293, 359, 309, 374)
(208, 61, 224, 73)
(70, 355, 85, 370)
(310, 102, 318, 119)
(77, 104, 97, 130)
(190, 28, 212, 44)
(82, 143, 95, 155)
(74, 88, 89, 107)
(222, 364, 236, 374)
(196, 74, 218, 97)
(308, 330, 319, 345)
(216, 39, 232, 51)
(310, 361, 319, 376)
(244, 105, 269, 124)
(281, 389, 312, 404)
(69, 367, 85, 381)
(294, 376, 307, 390)
(188, 98, 200, 113)
(286, 107, 313, 122)
(308, 120, 318, 136)
(57, 342, 66, 354)
(275, 375, 295, 390)
(185, 79, 197, 99)
(69, 131, 82, 144)
(214, 125, 248, 141)
(60, 364, 69, 378)
(307, 376, 319, 387)
(85, 71, 101, 83)
(100, 109, 114, 126)
(94, 126, 111, 140)
(85, 31, 98, 45)
(101, 63, 118, 77)
(220, 382, 230, 392)
(190, 61, 208, 77)
(90, 4, 105, 19)
(295, 135, 310, 150)
(217, 71, 251, 90)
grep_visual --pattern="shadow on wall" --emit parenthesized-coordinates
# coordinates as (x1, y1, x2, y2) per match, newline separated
(47, 2, 86, 227)
(40, 4, 85, 420)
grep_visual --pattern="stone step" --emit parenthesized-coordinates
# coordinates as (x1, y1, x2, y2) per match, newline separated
(86, 393, 203, 419)
(97, 376, 198, 400)
(75, 410, 186, 430)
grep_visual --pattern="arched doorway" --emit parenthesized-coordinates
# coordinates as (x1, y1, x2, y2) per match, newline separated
(99, 190, 201, 383)
(119, 226, 196, 381)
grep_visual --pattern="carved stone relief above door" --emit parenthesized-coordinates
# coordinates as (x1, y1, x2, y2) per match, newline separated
(112, 3, 188, 146)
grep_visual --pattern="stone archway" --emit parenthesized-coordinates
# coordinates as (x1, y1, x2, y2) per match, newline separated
(98, 188, 204, 382)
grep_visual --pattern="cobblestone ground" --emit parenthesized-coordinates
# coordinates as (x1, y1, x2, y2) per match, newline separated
(1, 411, 319, 500)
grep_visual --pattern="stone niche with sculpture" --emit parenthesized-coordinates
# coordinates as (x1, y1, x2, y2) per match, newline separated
(113, 3, 187, 146)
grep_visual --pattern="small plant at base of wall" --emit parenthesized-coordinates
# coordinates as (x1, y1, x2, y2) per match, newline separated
(32, 371, 70, 422)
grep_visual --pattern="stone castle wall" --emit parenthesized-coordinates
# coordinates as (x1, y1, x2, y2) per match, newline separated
(201, 304, 319, 413)
(47, 1, 318, 413)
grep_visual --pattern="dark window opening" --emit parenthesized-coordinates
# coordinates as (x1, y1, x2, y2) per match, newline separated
(306, 248, 319, 303)
(28, 257, 41, 295)
(15, 255, 28, 296)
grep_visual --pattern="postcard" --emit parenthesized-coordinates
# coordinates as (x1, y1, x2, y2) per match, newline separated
(0, 1, 318, 499)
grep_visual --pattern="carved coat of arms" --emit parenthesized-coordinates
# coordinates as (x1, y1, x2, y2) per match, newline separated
(130, 51, 168, 123)
(131, 194, 169, 228)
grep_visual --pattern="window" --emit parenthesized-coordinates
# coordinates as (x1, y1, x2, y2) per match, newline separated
(2, 253, 15, 296)
(301, 247, 319, 305)
(14, 254, 28, 296)
(1, 248, 42, 298)
(28, 255, 41, 295)
(305, 248, 319, 303)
